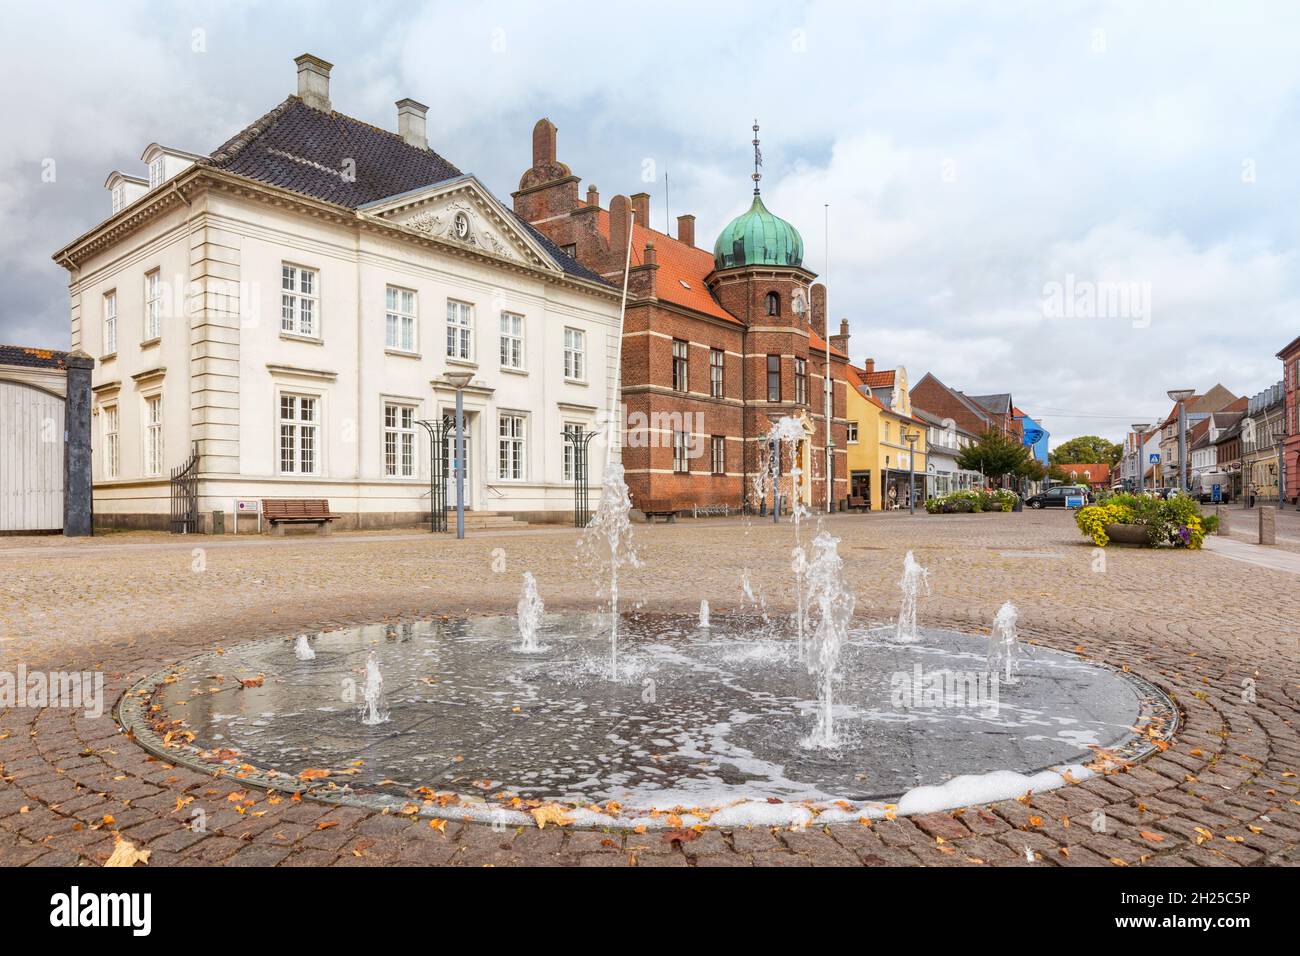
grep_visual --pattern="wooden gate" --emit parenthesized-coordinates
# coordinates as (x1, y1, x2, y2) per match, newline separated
(0, 380, 65, 532)
(170, 442, 199, 534)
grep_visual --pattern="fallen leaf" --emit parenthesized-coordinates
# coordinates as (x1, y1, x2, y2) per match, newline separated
(530, 804, 574, 829)
(104, 837, 150, 868)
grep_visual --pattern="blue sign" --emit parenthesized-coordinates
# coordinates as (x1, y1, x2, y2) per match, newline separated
(1065, 495, 1085, 508)
(1148, 453, 1161, 464)
(1022, 427, 1045, 446)
(1212, 484, 1222, 504)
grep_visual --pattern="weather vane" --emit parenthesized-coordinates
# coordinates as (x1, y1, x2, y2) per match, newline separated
(752, 119, 762, 195)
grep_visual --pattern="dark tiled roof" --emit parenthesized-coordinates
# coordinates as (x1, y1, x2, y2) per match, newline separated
(206, 97, 606, 287)
(967, 392, 1012, 415)
(207, 97, 462, 209)
(0, 344, 68, 370)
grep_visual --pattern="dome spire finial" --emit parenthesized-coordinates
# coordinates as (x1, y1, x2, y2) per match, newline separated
(751, 119, 762, 195)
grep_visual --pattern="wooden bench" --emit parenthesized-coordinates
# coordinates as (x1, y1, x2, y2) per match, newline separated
(643, 510, 677, 524)
(847, 495, 869, 512)
(261, 499, 341, 536)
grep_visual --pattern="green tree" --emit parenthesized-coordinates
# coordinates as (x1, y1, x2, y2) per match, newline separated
(956, 429, 1035, 482)
(1049, 435, 1122, 467)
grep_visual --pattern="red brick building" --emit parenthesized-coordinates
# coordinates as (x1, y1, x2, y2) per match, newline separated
(513, 119, 851, 514)
(1280, 334, 1300, 504)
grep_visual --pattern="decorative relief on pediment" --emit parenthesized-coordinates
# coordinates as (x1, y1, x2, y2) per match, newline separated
(393, 197, 521, 262)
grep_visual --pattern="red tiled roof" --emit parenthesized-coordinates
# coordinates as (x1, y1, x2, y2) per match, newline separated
(592, 209, 736, 323)
(809, 327, 848, 361)
(862, 369, 895, 389)
(1062, 463, 1111, 484)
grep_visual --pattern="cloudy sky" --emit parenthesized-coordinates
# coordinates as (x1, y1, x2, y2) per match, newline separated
(4, 0, 1298, 442)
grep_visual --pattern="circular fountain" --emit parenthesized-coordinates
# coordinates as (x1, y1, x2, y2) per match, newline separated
(118, 463, 1178, 830)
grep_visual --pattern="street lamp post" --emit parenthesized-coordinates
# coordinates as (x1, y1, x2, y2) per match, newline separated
(904, 430, 919, 514)
(1131, 423, 1150, 494)
(445, 370, 475, 539)
(1167, 389, 1194, 493)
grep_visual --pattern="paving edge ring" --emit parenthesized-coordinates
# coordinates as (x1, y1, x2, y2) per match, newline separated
(115, 625, 1182, 831)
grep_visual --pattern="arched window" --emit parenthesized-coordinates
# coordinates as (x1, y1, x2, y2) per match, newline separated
(765, 291, 780, 316)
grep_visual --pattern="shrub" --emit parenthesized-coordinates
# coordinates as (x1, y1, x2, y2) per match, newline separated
(926, 489, 1017, 514)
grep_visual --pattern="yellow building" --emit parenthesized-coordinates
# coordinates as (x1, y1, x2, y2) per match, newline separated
(844, 364, 928, 510)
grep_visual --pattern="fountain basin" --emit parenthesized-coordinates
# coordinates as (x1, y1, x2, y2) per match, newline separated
(118, 613, 1177, 829)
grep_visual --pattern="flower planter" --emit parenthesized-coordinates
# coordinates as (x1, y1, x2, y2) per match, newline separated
(1104, 522, 1151, 546)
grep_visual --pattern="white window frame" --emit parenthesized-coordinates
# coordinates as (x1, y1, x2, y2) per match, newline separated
(562, 421, 585, 482)
(446, 299, 474, 361)
(498, 413, 526, 481)
(148, 157, 164, 189)
(278, 392, 320, 475)
(385, 285, 417, 353)
(847, 421, 859, 444)
(673, 430, 690, 473)
(111, 184, 125, 214)
(281, 264, 319, 338)
(144, 270, 161, 341)
(563, 327, 586, 382)
(383, 401, 417, 478)
(102, 404, 119, 479)
(499, 312, 525, 370)
(143, 394, 163, 477)
(710, 435, 725, 475)
(710, 348, 724, 398)
(103, 290, 117, 355)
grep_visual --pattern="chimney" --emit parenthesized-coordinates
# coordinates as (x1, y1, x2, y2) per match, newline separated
(830, 318, 850, 355)
(610, 195, 632, 262)
(677, 214, 695, 247)
(864, 358, 875, 373)
(533, 118, 557, 167)
(630, 192, 650, 227)
(586, 184, 600, 207)
(643, 241, 657, 266)
(395, 99, 428, 149)
(810, 283, 827, 337)
(294, 54, 333, 112)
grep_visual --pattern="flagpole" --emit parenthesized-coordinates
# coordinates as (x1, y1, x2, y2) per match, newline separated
(824, 203, 832, 514)
(605, 210, 637, 474)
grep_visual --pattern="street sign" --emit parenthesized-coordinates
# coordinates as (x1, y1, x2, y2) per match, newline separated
(1149, 453, 1161, 464)
(1065, 494, 1085, 508)
(1212, 484, 1222, 504)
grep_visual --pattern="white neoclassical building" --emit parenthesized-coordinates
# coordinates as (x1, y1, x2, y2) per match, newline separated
(53, 55, 622, 530)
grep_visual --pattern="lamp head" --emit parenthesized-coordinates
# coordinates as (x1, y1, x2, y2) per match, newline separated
(1167, 388, 1195, 402)
(445, 370, 474, 390)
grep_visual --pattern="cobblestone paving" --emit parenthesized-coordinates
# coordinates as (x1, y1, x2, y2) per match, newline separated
(1, 511, 1296, 867)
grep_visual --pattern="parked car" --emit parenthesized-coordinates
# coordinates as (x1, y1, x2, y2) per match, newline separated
(1025, 485, 1090, 508)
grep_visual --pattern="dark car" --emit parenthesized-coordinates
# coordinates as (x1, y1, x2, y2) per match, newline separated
(1025, 485, 1090, 508)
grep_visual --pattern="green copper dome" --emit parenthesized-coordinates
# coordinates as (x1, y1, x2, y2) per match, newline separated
(713, 194, 804, 270)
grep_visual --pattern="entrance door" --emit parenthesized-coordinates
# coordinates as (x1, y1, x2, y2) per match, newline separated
(0, 381, 64, 531)
(442, 426, 473, 511)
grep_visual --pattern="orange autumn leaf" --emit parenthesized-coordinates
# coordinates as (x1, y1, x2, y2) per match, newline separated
(298, 768, 330, 781)
(1139, 831, 1166, 842)
(316, 820, 339, 830)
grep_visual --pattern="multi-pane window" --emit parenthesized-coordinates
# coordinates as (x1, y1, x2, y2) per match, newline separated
(383, 403, 416, 477)
(143, 396, 163, 476)
(446, 300, 473, 360)
(102, 405, 119, 478)
(111, 185, 125, 213)
(673, 430, 690, 473)
(562, 422, 584, 482)
(385, 286, 417, 352)
(711, 436, 725, 475)
(279, 394, 318, 474)
(500, 312, 524, 369)
(103, 291, 117, 355)
(148, 157, 164, 189)
(672, 339, 689, 391)
(766, 355, 781, 402)
(795, 357, 808, 405)
(847, 422, 859, 444)
(144, 270, 161, 341)
(498, 414, 526, 480)
(281, 265, 317, 337)
(563, 327, 585, 380)
(710, 348, 724, 398)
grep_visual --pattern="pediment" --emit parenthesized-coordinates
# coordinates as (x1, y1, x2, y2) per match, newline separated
(361, 177, 560, 272)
